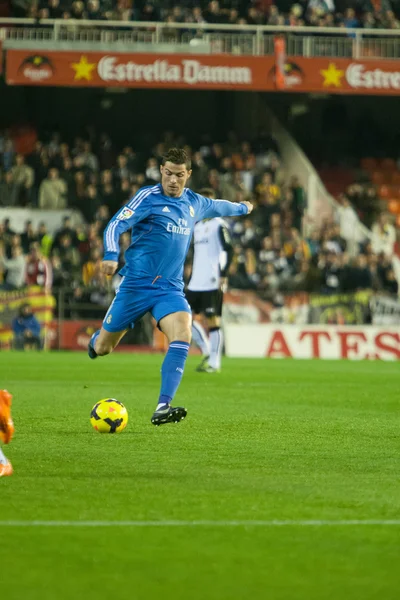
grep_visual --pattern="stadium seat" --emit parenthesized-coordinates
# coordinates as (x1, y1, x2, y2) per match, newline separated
(388, 200, 400, 215)
(371, 171, 386, 185)
(378, 184, 392, 199)
(371, 171, 392, 185)
(360, 158, 378, 171)
(380, 158, 397, 171)
(391, 171, 400, 185)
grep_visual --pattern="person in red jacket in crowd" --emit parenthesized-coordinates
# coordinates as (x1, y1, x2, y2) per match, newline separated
(25, 242, 52, 290)
(0, 389, 14, 477)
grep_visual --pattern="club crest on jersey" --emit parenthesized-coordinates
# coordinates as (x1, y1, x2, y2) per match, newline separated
(117, 207, 134, 220)
(189, 206, 195, 217)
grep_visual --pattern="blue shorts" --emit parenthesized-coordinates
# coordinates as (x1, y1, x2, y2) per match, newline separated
(102, 277, 191, 332)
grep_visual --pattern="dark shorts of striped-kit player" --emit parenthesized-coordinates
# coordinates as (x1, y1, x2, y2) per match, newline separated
(185, 289, 223, 318)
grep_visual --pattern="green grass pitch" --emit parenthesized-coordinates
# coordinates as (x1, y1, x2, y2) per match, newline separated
(0, 352, 399, 600)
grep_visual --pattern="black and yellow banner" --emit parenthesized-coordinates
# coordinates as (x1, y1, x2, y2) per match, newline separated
(309, 291, 372, 325)
(0, 286, 55, 346)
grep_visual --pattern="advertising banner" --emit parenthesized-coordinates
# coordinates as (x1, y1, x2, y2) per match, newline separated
(370, 294, 400, 325)
(224, 324, 400, 360)
(6, 49, 400, 95)
(309, 292, 372, 325)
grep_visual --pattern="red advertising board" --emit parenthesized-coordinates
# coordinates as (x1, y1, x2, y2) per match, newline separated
(5, 49, 400, 95)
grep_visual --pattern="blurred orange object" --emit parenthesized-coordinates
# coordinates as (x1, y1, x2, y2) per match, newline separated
(0, 389, 14, 445)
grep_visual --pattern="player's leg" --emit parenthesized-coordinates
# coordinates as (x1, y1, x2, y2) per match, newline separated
(0, 390, 14, 477)
(152, 311, 191, 425)
(88, 277, 137, 359)
(91, 327, 128, 357)
(151, 292, 192, 425)
(205, 290, 224, 372)
(186, 291, 210, 366)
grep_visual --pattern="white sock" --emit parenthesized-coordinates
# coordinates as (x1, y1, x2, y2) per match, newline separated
(0, 447, 7, 464)
(192, 321, 210, 356)
(209, 328, 223, 369)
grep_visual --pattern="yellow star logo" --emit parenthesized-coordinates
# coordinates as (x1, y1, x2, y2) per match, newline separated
(71, 56, 96, 81)
(320, 63, 344, 87)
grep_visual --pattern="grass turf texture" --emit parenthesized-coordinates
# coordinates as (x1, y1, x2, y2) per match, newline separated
(0, 352, 399, 600)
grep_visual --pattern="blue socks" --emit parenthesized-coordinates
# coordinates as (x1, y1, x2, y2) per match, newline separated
(88, 330, 100, 359)
(157, 341, 190, 409)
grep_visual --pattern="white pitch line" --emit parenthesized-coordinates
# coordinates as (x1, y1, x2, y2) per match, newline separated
(0, 520, 399, 527)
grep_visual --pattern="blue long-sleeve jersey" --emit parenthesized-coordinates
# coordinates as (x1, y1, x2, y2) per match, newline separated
(103, 184, 248, 290)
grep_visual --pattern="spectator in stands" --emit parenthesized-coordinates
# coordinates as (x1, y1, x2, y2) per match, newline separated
(145, 158, 161, 183)
(256, 172, 280, 203)
(2, 139, 15, 172)
(343, 7, 359, 28)
(0, 171, 18, 207)
(10, 154, 35, 206)
(289, 176, 306, 231)
(37, 222, 53, 257)
(52, 234, 81, 281)
(48, 0, 63, 18)
(337, 195, 361, 255)
(82, 248, 105, 287)
(228, 246, 257, 290)
(0, 245, 26, 290)
(353, 254, 373, 290)
(112, 154, 132, 184)
(12, 304, 41, 351)
(39, 168, 67, 209)
(371, 213, 396, 257)
(383, 267, 399, 296)
(20, 221, 37, 254)
(204, 1, 225, 23)
(76, 142, 99, 172)
(52, 216, 78, 252)
(26, 242, 52, 289)
(320, 251, 342, 294)
(79, 184, 101, 222)
(87, 0, 102, 20)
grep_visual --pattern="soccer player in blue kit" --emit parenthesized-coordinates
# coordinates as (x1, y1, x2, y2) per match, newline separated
(88, 148, 253, 426)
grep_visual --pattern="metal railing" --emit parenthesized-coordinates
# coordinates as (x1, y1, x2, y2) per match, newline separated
(1, 19, 400, 59)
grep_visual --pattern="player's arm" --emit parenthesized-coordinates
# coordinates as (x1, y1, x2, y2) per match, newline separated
(195, 194, 253, 220)
(102, 196, 151, 275)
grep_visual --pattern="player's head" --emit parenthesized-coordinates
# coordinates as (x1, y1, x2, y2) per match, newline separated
(160, 148, 192, 198)
(199, 188, 216, 200)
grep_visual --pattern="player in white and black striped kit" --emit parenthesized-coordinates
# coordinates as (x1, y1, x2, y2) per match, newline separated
(186, 189, 234, 373)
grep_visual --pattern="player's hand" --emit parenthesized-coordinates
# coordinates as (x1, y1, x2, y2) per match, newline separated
(242, 201, 253, 214)
(101, 260, 118, 276)
(220, 277, 228, 293)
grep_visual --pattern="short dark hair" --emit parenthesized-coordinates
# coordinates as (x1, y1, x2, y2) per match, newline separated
(162, 148, 191, 170)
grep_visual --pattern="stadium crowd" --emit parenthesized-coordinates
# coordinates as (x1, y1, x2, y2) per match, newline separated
(0, 128, 398, 314)
(6, 0, 400, 30)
